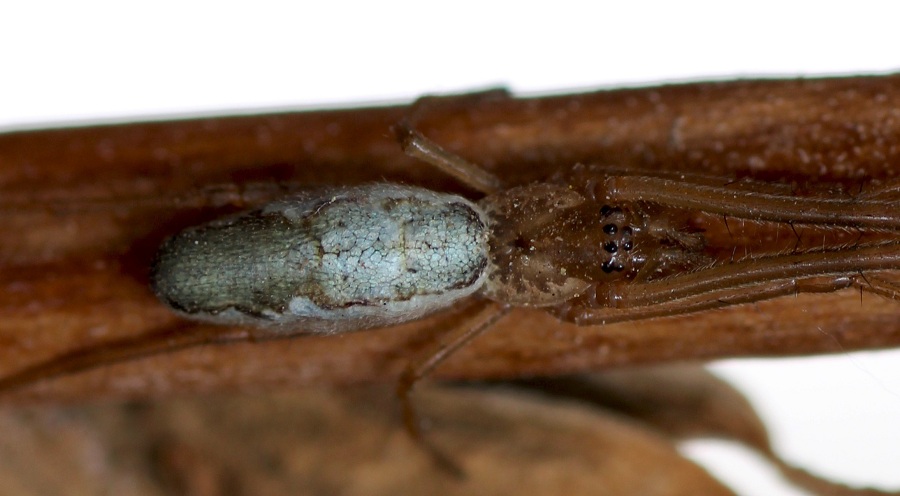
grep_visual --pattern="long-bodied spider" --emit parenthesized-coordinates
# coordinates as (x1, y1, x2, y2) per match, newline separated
(3, 122, 900, 474)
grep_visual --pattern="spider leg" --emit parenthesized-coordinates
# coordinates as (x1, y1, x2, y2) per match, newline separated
(617, 244, 900, 307)
(396, 302, 511, 477)
(0, 181, 303, 214)
(853, 271, 900, 300)
(554, 276, 849, 325)
(602, 175, 900, 229)
(858, 178, 900, 201)
(0, 323, 257, 392)
(552, 244, 900, 326)
(394, 124, 503, 195)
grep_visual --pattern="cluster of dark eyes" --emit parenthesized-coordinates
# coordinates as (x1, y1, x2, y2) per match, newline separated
(599, 205, 634, 274)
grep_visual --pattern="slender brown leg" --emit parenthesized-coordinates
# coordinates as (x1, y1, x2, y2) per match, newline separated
(554, 276, 851, 325)
(397, 302, 511, 476)
(553, 246, 900, 326)
(857, 272, 900, 300)
(859, 178, 900, 200)
(617, 244, 900, 307)
(394, 124, 503, 195)
(0, 324, 257, 392)
(602, 176, 900, 229)
(0, 181, 301, 213)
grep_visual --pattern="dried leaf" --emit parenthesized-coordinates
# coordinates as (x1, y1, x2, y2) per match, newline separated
(0, 76, 899, 400)
(0, 386, 736, 496)
(510, 365, 900, 495)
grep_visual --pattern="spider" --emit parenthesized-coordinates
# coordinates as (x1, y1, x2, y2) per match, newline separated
(3, 122, 900, 474)
(147, 122, 900, 471)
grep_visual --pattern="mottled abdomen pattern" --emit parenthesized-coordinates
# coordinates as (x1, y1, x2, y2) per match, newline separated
(151, 184, 489, 333)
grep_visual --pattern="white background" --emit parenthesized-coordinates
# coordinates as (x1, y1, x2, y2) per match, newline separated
(3, 2, 900, 495)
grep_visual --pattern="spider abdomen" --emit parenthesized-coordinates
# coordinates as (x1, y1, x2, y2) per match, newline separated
(151, 184, 490, 334)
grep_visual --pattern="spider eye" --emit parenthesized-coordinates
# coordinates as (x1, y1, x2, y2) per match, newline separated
(603, 223, 617, 235)
(601, 259, 626, 274)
